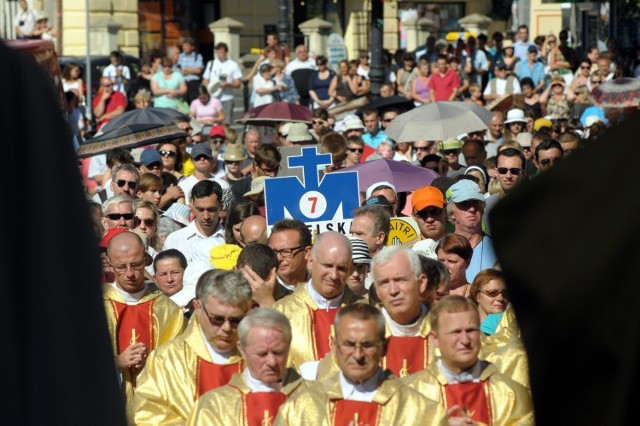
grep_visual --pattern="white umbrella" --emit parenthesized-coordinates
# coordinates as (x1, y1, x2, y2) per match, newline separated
(385, 101, 494, 142)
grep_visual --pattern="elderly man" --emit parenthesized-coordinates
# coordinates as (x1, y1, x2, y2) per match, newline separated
(373, 246, 436, 377)
(410, 186, 446, 259)
(101, 195, 136, 233)
(350, 205, 390, 257)
(273, 232, 360, 368)
(104, 232, 185, 421)
(485, 112, 504, 157)
(240, 129, 262, 174)
(276, 304, 447, 425)
(284, 44, 317, 75)
(164, 180, 224, 264)
(93, 76, 126, 129)
(447, 180, 497, 282)
(187, 309, 305, 425)
(134, 270, 252, 425)
(403, 296, 534, 425)
(268, 219, 312, 294)
(461, 139, 487, 167)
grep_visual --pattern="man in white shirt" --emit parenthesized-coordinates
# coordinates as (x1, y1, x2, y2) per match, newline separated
(202, 42, 242, 124)
(164, 180, 225, 263)
(179, 143, 229, 205)
(284, 44, 317, 75)
(102, 51, 131, 95)
(14, 0, 37, 39)
(483, 61, 521, 102)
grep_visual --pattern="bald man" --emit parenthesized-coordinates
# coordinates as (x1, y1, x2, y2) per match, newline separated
(240, 215, 267, 246)
(274, 232, 363, 368)
(103, 231, 185, 421)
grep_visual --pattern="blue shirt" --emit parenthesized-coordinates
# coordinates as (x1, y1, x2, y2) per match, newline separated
(516, 60, 545, 87)
(177, 51, 204, 81)
(514, 40, 533, 63)
(362, 130, 388, 149)
(466, 235, 498, 283)
(481, 312, 504, 335)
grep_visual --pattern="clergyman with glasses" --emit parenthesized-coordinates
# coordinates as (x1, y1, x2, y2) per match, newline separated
(103, 231, 185, 422)
(133, 269, 252, 425)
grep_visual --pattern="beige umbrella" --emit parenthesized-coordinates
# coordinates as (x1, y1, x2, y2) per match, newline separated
(384, 101, 494, 143)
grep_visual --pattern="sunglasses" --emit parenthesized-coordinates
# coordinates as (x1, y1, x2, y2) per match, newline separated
(414, 146, 430, 152)
(480, 289, 509, 298)
(193, 155, 211, 161)
(591, 80, 601, 84)
(443, 149, 459, 156)
(455, 200, 483, 211)
(136, 217, 156, 227)
(347, 148, 364, 153)
(414, 207, 443, 220)
(202, 304, 243, 328)
(159, 150, 176, 157)
(225, 160, 241, 165)
(116, 179, 137, 190)
(497, 167, 522, 175)
(106, 213, 135, 221)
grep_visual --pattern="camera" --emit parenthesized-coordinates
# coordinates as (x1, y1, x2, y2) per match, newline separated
(19, 20, 24, 26)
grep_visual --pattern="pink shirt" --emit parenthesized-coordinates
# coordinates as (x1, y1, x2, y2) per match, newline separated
(427, 70, 460, 102)
(190, 97, 223, 120)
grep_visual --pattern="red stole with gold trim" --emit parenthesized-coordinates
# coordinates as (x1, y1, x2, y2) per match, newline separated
(242, 392, 286, 426)
(195, 358, 242, 397)
(444, 381, 491, 424)
(383, 336, 428, 378)
(110, 300, 155, 352)
(310, 307, 339, 360)
(333, 400, 381, 426)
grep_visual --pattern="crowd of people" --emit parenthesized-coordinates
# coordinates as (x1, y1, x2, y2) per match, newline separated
(71, 23, 638, 426)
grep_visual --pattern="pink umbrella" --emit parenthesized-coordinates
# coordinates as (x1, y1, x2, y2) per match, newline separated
(336, 159, 439, 192)
(235, 102, 312, 126)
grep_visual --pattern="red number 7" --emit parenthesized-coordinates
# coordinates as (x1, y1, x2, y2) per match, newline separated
(308, 197, 318, 213)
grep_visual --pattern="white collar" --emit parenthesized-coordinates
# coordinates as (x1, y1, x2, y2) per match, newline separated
(244, 369, 282, 392)
(110, 282, 146, 305)
(277, 276, 296, 291)
(338, 369, 381, 402)
(382, 304, 427, 337)
(199, 326, 235, 363)
(437, 359, 486, 384)
(306, 280, 343, 310)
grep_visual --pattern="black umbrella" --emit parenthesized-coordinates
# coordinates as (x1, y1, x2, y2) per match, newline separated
(355, 96, 415, 116)
(77, 124, 187, 158)
(100, 107, 187, 133)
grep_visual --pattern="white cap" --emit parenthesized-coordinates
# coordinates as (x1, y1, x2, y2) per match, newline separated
(365, 181, 397, 199)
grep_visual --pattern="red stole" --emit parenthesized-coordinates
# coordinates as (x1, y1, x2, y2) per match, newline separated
(110, 300, 155, 353)
(195, 358, 242, 397)
(383, 336, 428, 378)
(333, 400, 381, 426)
(444, 381, 491, 425)
(242, 392, 287, 426)
(310, 307, 339, 360)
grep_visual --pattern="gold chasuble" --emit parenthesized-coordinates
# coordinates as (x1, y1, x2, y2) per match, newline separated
(274, 371, 447, 426)
(186, 369, 304, 426)
(133, 315, 244, 425)
(380, 311, 436, 378)
(103, 284, 185, 421)
(402, 363, 535, 425)
(480, 306, 531, 389)
(273, 285, 363, 368)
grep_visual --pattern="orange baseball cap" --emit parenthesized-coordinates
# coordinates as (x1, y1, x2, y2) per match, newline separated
(411, 186, 445, 211)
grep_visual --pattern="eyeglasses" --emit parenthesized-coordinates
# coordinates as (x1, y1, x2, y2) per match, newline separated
(414, 146, 430, 152)
(454, 200, 483, 211)
(116, 179, 138, 190)
(111, 261, 146, 274)
(225, 160, 241, 165)
(194, 155, 211, 161)
(102, 84, 112, 88)
(147, 162, 162, 170)
(539, 157, 560, 167)
(136, 217, 156, 227)
(201, 304, 243, 328)
(106, 213, 135, 221)
(479, 288, 509, 299)
(336, 340, 380, 354)
(273, 245, 306, 258)
(414, 207, 443, 220)
(497, 167, 522, 175)
(347, 148, 364, 153)
(159, 150, 176, 157)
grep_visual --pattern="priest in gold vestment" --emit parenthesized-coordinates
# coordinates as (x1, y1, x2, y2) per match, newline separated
(273, 232, 362, 369)
(103, 231, 185, 422)
(403, 296, 534, 425)
(133, 269, 253, 425)
(187, 309, 305, 425)
(275, 304, 447, 426)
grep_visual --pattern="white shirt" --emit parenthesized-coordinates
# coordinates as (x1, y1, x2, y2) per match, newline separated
(284, 58, 317, 75)
(15, 7, 37, 36)
(163, 220, 218, 263)
(190, 224, 226, 263)
(203, 58, 242, 102)
(102, 64, 131, 94)
(201, 328, 235, 363)
(110, 282, 147, 305)
(179, 174, 229, 205)
(244, 369, 281, 392)
(252, 73, 275, 107)
(483, 77, 521, 97)
(338, 370, 381, 402)
(437, 359, 486, 384)
(88, 154, 107, 180)
(306, 281, 343, 310)
(381, 305, 427, 337)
